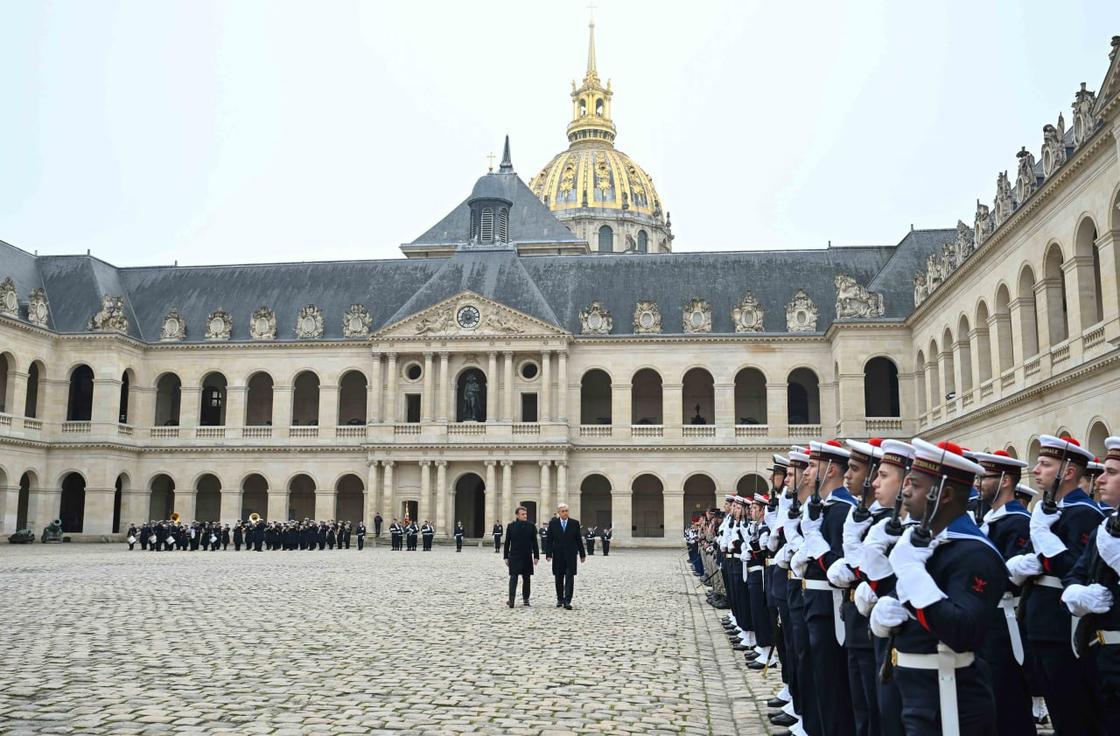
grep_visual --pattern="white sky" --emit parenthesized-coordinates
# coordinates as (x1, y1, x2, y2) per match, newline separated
(1, 1, 1118, 266)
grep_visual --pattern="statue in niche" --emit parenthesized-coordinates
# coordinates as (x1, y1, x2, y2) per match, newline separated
(457, 370, 486, 422)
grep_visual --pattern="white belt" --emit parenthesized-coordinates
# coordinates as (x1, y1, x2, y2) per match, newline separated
(802, 579, 833, 591)
(1090, 630, 1120, 646)
(895, 644, 973, 736)
(748, 565, 764, 574)
(800, 579, 846, 645)
(997, 595, 1024, 665)
(1036, 575, 1063, 589)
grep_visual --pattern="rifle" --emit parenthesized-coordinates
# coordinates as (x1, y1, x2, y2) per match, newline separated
(1075, 512, 1120, 655)
(883, 456, 914, 537)
(852, 456, 880, 523)
(808, 457, 833, 522)
(1042, 442, 1073, 515)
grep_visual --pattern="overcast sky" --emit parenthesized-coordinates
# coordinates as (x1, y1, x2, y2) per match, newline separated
(1, 1, 1118, 267)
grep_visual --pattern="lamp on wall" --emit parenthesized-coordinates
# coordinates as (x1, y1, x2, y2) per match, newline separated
(945, 391, 957, 401)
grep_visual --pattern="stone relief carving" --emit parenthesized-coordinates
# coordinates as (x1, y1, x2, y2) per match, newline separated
(412, 303, 525, 336)
(250, 307, 276, 340)
(633, 301, 662, 334)
(731, 291, 765, 333)
(913, 272, 928, 308)
(834, 274, 884, 319)
(912, 220, 976, 308)
(342, 304, 372, 338)
(88, 294, 129, 333)
(681, 298, 712, 333)
(974, 200, 993, 246)
(1041, 115, 1068, 179)
(1072, 82, 1098, 147)
(953, 219, 975, 264)
(295, 304, 324, 339)
(994, 171, 1014, 226)
(579, 301, 613, 335)
(205, 309, 232, 340)
(159, 309, 186, 342)
(27, 288, 49, 327)
(786, 290, 818, 332)
(0, 277, 18, 316)
(1014, 146, 1038, 204)
(414, 306, 453, 335)
(482, 309, 523, 334)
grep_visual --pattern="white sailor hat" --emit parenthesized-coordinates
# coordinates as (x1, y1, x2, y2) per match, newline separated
(909, 437, 985, 484)
(1039, 434, 1095, 468)
(723, 494, 737, 504)
(971, 450, 1028, 475)
(1086, 459, 1105, 477)
(1014, 482, 1038, 498)
(1107, 436, 1120, 463)
(768, 454, 790, 473)
(879, 439, 915, 469)
(788, 446, 811, 468)
(731, 495, 749, 506)
(845, 438, 884, 464)
(752, 492, 770, 506)
(809, 440, 852, 463)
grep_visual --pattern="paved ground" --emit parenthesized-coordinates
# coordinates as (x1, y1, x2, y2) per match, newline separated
(0, 541, 780, 735)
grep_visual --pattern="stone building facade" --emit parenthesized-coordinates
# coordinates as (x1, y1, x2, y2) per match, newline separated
(1, 34, 1119, 545)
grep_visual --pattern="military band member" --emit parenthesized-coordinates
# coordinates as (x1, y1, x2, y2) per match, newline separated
(492, 521, 504, 553)
(404, 518, 418, 551)
(356, 521, 367, 550)
(389, 518, 402, 551)
(1006, 434, 1104, 734)
(868, 439, 1006, 736)
(126, 524, 137, 550)
(374, 512, 383, 538)
(600, 526, 612, 556)
(454, 522, 465, 552)
(971, 450, 1036, 736)
(421, 520, 435, 550)
(585, 526, 597, 556)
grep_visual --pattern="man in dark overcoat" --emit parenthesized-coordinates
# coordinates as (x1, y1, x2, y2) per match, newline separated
(545, 503, 587, 609)
(503, 506, 540, 607)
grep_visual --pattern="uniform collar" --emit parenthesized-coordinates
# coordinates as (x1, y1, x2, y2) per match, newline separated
(942, 512, 1000, 553)
(824, 486, 857, 506)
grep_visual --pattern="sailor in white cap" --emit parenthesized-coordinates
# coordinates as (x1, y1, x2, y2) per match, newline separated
(970, 449, 1034, 736)
(868, 438, 1007, 735)
(1008, 434, 1104, 734)
(1063, 435, 1120, 735)
(761, 455, 793, 705)
(796, 440, 858, 736)
(743, 491, 775, 670)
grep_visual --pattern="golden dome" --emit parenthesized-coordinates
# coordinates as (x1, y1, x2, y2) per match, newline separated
(529, 20, 665, 221)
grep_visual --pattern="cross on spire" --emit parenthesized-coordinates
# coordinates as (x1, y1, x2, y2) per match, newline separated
(486, 152, 496, 173)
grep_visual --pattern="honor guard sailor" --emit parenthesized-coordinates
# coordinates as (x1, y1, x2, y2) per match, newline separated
(492, 521, 504, 553)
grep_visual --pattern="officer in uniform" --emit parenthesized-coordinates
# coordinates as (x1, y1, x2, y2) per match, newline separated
(454, 521, 465, 552)
(762, 455, 792, 715)
(404, 517, 418, 551)
(421, 520, 435, 551)
(389, 518, 402, 551)
(1007, 434, 1104, 734)
(971, 450, 1036, 736)
(868, 438, 1007, 735)
(126, 523, 138, 550)
(795, 440, 857, 736)
(1063, 434, 1120, 735)
(585, 526, 597, 556)
(724, 496, 753, 655)
(600, 526, 612, 556)
(356, 521, 367, 550)
(492, 520, 504, 553)
(374, 511, 383, 538)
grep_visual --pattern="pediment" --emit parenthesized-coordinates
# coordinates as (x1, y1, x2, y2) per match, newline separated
(375, 291, 568, 338)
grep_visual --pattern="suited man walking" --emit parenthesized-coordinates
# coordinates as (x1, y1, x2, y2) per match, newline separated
(503, 506, 539, 607)
(545, 503, 587, 609)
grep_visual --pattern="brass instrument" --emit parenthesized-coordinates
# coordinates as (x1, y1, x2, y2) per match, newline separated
(248, 512, 262, 524)
(170, 512, 181, 523)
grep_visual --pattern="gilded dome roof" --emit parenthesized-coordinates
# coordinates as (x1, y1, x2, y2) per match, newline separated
(530, 145, 662, 217)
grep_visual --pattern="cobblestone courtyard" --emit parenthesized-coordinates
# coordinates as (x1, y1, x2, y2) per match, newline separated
(0, 543, 778, 736)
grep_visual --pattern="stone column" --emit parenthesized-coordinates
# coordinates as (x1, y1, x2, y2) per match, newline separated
(557, 351, 569, 423)
(664, 382, 683, 434)
(503, 352, 514, 421)
(272, 386, 293, 431)
(177, 490, 198, 525)
(266, 490, 287, 522)
(540, 351, 551, 422)
(179, 386, 201, 429)
(225, 385, 246, 428)
(370, 352, 382, 423)
(383, 461, 396, 521)
(486, 352, 498, 422)
(612, 488, 632, 544)
(714, 382, 735, 429)
(219, 484, 242, 523)
(612, 378, 630, 428)
(924, 359, 939, 414)
(92, 374, 122, 427)
(319, 383, 338, 431)
(385, 354, 398, 423)
(484, 461, 497, 529)
(418, 461, 431, 523)
(501, 461, 514, 521)
(365, 461, 381, 525)
(8, 370, 27, 420)
(539, 461, 552, 519)
(439, 353, 451, 422)
(0, 484, 19, 533)
(422, 353, 434, 422)
(664, 490, 685, 540)
(435, 461, 448, 535)
(30, 486, 60, 534)
(83, 487, 118, 535)
(1095, 230, 1120, 344)
(555, 460, 568, 508)
(314, 488, 337, 521)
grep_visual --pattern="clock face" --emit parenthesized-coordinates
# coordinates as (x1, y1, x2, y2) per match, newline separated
(456, 305, 480, 329)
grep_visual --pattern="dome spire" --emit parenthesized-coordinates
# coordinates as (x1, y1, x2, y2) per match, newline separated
(567, 14, 615, 147)
(586, 17, 598, 81)
(499, 134, 514, 173)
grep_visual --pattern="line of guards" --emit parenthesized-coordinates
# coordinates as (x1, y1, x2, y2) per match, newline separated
(686, 432, 1120, 736)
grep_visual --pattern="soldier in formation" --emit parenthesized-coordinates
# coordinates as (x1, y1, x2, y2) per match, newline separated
(695, 429, 1120, 736)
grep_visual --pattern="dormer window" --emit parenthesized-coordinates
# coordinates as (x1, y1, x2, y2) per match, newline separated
(481, 208, 494, 242)
(497, 208, 509, 242)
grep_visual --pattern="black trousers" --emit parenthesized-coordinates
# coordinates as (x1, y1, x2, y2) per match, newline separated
(509, 574, 531, 601)
(494, 537, 501, 552)
(1033, 640, 1104, 735)
(357, 536, 364, 550)
(554, 572, 574, 603)
(456, 537, 463, 551)
(602, 540, 610, 556)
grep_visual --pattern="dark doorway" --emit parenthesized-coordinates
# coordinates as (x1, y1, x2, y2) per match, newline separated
(60, 473, 86, 532)
(17, 473, 32, 530)
(67, 365, 94, 421)
(520, 500, 538, 524)
(112, 476, 123, 533)
(454, 473, 486, 536)
(403, 500, 418, 522)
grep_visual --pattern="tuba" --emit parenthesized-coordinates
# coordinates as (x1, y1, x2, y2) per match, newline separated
(170, 512, 181, 523)
(248, 512, 261, 524)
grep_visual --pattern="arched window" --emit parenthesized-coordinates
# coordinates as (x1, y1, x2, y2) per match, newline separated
(682, 368, 714, 425)
(291, 371, 320, 425)
(994, 285, 1015, 372)
(241, 474, 268, 520)
(927, 340, 941, 407)
(24, 360, 42, 418)
(863, 357, 899, 417)
(1018, 266, 1040, 358)
(59, 472, 86, 532)
(683, 474, 716, 527)
(579, 99, 587, 117)
(245, 372, 273, 425)
(975, 301, 993, 384)
(630, 369, 663, 424)
(456, 368, 487, 422)
(288, 474, 315, 521)
(154, 373, 181, 426)
(199, 372, 227, 426)
(1043, 243, 1068, 344)
(598, 225, 613, 253)
(787, 368, 820, 425)
(148, 474, 175, 521)
(956, 316, 973, 394)
(338, 370, 368, 425)
(336, 474, 365, 524)
(580, 474, 613, 529)
(637, 230, 648, 253)
(733, 368, 767, 425)
(0, 352, 11, 414)
(595, 98, 604, 116)
(118, 370, 133, 424)
(580, 369, 612, 425)
(1088, 420, 1110, 459)
(195, 473, 221, 522)
(1075, 217, 1104, 326)
(631, 474, 664, 537)
(67, 364, 94, 421)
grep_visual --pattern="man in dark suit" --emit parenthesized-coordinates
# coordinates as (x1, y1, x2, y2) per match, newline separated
(503, 506, 540, 607)
(545, 503, 587, 609)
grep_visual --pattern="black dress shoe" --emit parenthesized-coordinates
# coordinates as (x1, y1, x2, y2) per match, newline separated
(507, 599, 514, 608)
(556, 601, 564, 608)
(522, 600, 530, 607)
(766, 697, 789, 709)
(769, 713, 797, 727)
(563, 603, 573, 610)
(747, 660, 768, 670)
(743, 650, 760, 660)
(732, 643, 749, 651)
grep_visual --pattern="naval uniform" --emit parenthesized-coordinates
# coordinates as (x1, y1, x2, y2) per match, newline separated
(356, 522, 366, 550)
(421, 523, 434, 551)
(454, 524, 465, 552)
(492, 523, 503, 553)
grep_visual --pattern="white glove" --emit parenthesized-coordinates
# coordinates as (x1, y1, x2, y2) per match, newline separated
(766, 529, 781, 553)
(869, 596, 909, 638)
(801, 531, 830, 560)
(826, 558, 857, 588)
(864, 516, 902, 556)
(1005, 553, 1043, 586)
(800, 507, 824, 536)
(842, 507, 875, 562)
(791, 544, 810, 577)
(1061, 583, 1114, 616)
(854, 581, 879, 617)
(759, 531, 770, 550)
(775, 544, 795, 569)
(1030, 504, 1067, 558)
(1096, 521, 1120, 574)
(785, 517, 803, 544)
(860, 546, 894, 581)
(764, 510, 778, 530)
(890, 529, 946, 608)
